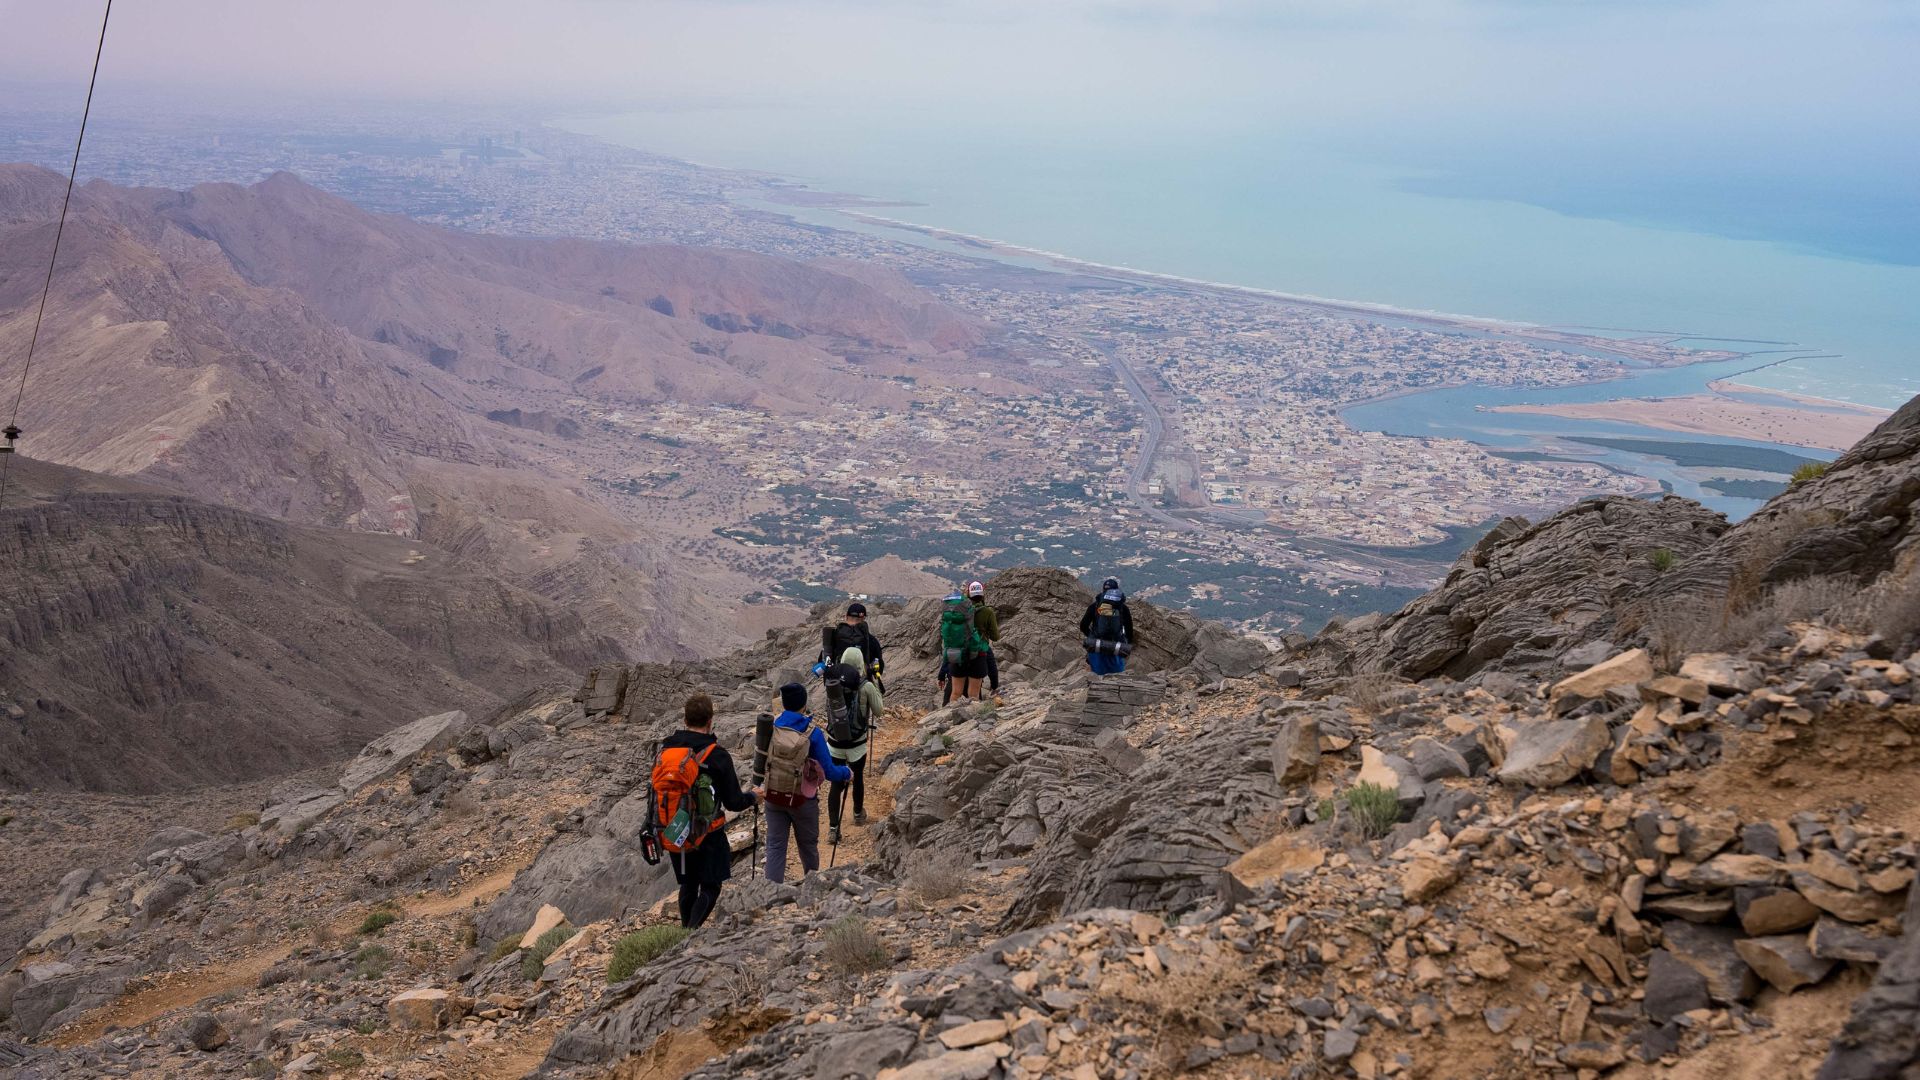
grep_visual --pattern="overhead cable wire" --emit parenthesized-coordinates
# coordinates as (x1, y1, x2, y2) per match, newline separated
(0, 0, 114, 510)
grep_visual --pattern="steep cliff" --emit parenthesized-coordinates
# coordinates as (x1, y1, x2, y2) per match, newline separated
(0, 458, 620, 792)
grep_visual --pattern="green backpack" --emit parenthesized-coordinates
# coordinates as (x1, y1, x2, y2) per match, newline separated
(939, 594, 984, 663)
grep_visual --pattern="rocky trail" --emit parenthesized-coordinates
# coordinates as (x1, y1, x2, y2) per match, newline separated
(46, 861, 533, 1050)
(3, 397, 1918, 1079)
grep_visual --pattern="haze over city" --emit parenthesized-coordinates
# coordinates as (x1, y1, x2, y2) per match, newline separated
(1, 2, 1918, 1078)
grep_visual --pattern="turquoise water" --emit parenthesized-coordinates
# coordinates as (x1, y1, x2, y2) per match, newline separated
(565, 108, 1917, 410)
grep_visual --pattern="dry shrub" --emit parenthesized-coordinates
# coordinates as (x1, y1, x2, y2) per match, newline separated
(1648, 573, 1868, 668)
(1767, 575, 1863, 625)
(442, 789, 482, 817)
(1111, 954, 1257, 1072)
(369, 848, 437, 887)
(822, 917, 890, 975)
(1727, 509, 1842, 609)
(1864, 570, 1920, 648)
(905, 851, 970, 906)
(1344, 673, 1407, 715)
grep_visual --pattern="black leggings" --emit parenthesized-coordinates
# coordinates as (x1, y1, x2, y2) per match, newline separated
(828, 755, 867, 829)
(677, 879, 721, 929)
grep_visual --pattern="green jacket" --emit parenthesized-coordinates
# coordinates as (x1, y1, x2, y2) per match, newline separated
(972, 600, 1000, 644)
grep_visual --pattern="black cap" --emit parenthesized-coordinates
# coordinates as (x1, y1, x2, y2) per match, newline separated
(846, 602, 867, 617)
(779, 683, 807, 712)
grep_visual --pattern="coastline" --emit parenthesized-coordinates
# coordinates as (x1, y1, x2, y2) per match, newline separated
(833, 210, 1731, 370)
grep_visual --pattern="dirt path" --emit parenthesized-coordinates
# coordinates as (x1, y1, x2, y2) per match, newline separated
(48, 858, 529, 1047)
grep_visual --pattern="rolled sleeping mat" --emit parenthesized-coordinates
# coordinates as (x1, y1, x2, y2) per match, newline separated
(1083, 636, 1134, 658)
(751, 713, 775, 786)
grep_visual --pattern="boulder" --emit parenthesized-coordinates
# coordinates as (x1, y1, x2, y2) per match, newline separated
(257, 790, 345, 838)
(1736, 934, 1837, 993)
(1793, 874, 1908, 923)
(518, 904, 568, 949)
(387, 988, 465, 1031)
(1407, 736, 1470, 781)
(1291, 498, 1727, 682)
(136, 827, 212, 861)
(339, 710, 472, 793)
(478, 790, 672, 941)
(1270, 715, 1321, 786)
(1662, 921, 1760, 1004)
(1643, 949, 1712, 1023)
(46, 869, 99, 918)
(1550, 649, 1653, 713)
(7, 960, 135, 1039)
(1735, 885, 1820, 936)
(1400, 856, 1462, 903)
(938, 1019, 1010, 1050)
(1678, 653, 1762, 694)
(1810, 918, 1900, 964)
(1496, 714, 1611, 787)
(182, 1013, 228, 1051)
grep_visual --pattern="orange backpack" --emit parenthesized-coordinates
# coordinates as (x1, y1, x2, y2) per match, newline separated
(648, 744, 721, 856)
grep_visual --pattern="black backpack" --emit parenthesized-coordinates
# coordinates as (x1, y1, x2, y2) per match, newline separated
(1085, 590, 1133, 657)
(823, 663, 869, 749)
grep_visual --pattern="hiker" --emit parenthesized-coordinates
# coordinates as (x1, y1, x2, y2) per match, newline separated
(967, 580, 1002, 696)
(760, 682, 851, 883)
(939, 590, 992, 702)
(819, 602, 885, 690)
(654, 694, 761, 929)
(825, 645, 885, 844)
(1080, 576, 1136, 676)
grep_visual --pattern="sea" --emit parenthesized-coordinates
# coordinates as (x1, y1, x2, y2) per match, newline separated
(563, 107, 1918, 515)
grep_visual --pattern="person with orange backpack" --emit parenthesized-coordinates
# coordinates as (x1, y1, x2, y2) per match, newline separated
(647, 693, 761, 929)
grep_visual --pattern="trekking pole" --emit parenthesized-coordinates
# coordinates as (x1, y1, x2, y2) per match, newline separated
(750, 713, 774, 882)
(828, 781, 844, 869)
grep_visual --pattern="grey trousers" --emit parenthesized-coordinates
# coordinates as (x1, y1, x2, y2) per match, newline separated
(764, 798, 820, 884)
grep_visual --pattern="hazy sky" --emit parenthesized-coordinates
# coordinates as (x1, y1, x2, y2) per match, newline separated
(7, 0, 1915, 139)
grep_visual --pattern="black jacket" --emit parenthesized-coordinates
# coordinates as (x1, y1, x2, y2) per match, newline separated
(1080, 594, 1137, 645)
(819, 622, 885, 674)
(659, 728, 755, 884)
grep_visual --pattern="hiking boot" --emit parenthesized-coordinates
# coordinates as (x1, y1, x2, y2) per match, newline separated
(828, 826, 842, 844)
(853, 811, 868, 826)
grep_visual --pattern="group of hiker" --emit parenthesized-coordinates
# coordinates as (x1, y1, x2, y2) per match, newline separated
(642, 574, 1139, 927)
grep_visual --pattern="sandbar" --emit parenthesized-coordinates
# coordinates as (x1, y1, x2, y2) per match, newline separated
(1492, 391, 1890, 453)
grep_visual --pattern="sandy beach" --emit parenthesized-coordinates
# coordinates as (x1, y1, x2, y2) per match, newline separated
(1492, 390, 1891, 452)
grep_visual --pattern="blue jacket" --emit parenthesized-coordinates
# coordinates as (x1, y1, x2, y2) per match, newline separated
(775, 710, 852, 784)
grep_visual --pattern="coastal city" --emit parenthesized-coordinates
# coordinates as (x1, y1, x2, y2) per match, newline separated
(0, 103, 1682, 629)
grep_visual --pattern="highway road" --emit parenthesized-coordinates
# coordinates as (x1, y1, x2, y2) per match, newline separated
(1098, 342, 1461, 588)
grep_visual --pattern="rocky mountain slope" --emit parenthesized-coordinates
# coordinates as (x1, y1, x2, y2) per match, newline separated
(0, 164, 986, 660)
(2, 398, 1916, 1079)
(0, 456, 616, 794)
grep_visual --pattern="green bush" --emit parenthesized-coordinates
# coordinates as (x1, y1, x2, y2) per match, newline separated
(489, 937, 521, 961)
(1790, 461, 1829, 485)
(1314, 796, 1336, 822)
(352, 944, 391, 980)
(357, 910, 399, 936)
(1344, 782, 1401, 840)
(520, 926, 578, 980)
(607, 925, 690, 984)
(1649, 548, 1677, 573)
(822, 916, 890, 975)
